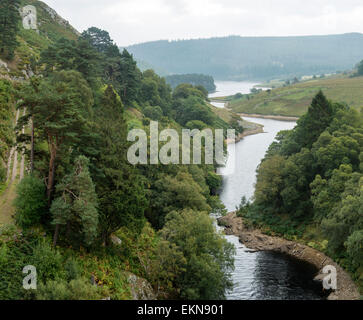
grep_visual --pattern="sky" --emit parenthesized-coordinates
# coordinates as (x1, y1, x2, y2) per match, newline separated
(44, 0, 363, 47)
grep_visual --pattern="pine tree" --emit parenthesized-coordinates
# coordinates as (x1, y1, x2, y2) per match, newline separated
(118, 49, 141, 105)
(28, 71, 93, 201)
(0, 0, 21, 60)
(51, 156, 98, 247)
(94, 85, 147, 244)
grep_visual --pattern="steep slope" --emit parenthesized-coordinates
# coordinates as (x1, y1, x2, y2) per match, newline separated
(0, 1, 80, 224)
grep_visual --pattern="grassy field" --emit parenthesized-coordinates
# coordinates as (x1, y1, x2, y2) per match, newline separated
(228, 75, 363, 117)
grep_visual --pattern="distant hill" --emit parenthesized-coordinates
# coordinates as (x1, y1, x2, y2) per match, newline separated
(228, 74, 363, 117)
(125, 33, 363, 81)
(165, 74, 216, 92)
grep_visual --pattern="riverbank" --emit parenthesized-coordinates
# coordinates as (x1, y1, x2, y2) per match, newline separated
(218, 212, 360, 300)
(237, 113, 299, 121)
(227, 121, 264, 144)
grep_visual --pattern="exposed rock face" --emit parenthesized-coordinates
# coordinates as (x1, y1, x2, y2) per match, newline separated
(218, 212, 360, 300)
(42, 4, 80, 36)
(20, 5, 38, 30)
(0, 59, 10, 72)
(110, 234, 122, 246)
(127, 273, 156, 300)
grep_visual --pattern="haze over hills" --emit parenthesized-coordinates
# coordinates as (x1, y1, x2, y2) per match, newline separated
(125, 33, 363, 81)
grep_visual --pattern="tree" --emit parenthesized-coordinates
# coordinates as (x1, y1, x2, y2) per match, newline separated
(94, 85, 147, 243)
(143, 106, 163, 121)
(81, 27, 116, 55)
(254, 155, 285, 208)
(14, 175, 47, 228)
(0, 0, 21, 60)
(118, 49, 141, 105)
(160, 209, 235, 300)
(40, 38, 101, 87)
(356, 60, 363, 76)
(30, 71, 93, 202)
(51, 156, 98, 247)
(149, 171, 211, 229)
(283, 91, 334, 154)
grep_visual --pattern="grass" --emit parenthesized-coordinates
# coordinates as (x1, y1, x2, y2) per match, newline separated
(228, 75, 363, 117)
(209, 103, 234, 123)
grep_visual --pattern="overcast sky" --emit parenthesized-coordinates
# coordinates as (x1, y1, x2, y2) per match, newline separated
(44, 0, 363, 47)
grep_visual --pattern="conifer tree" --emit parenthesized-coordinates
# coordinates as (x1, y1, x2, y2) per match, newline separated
(0, 0, 21, 60)
(94, 85, 147, 244)
(51, 156, 98, 247)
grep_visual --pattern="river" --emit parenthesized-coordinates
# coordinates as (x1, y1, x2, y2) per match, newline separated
(210, 82, 326, 300)
(209, 81, 259, 108)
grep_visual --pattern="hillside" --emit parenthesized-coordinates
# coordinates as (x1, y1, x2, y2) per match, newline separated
(227, 75, 363, 117)
(125, 34, 363, 81)
(1, 1, 81, 218)
(0, 0, 78, 80)
(0, 1, 241, 301)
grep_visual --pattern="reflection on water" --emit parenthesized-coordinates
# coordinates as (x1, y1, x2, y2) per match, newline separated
(209, 81, 259, 98)
(252, 251, 326, 300)
(209, 81, 258, 109)
(219, 117, 296, 211)
(215, 110, 325, 299)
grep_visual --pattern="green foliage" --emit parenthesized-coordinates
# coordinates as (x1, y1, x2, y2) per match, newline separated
(284, 91, 334, 154)
(143, 105, 163, 121)
(51, 156, 99, 247)
(36, 277, 100, 300)
(230, 76, 363, 117)
(0, 79, 14, 171)
(94, 85, 147, 242)
(30, 240, 65, 283)
(127, 34, 363, 80)
(160, 209, 235, 300)
(40, 37, 101, 87)
(1, 21, 239, 300)
(356, 60, 363, 76)
(14, 175, 47, 228)
(149, 171, 211, 229)
(244, 91, 363, 288)
(165, 74, 216, 93)
(0, 0, 21, 60)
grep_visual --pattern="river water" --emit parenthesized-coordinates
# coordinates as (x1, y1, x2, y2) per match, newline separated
(209, 82, 326, 300)
(209, 81, 259, 108)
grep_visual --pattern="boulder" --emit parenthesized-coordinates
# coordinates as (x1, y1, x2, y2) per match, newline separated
(127, 273, 156, 300)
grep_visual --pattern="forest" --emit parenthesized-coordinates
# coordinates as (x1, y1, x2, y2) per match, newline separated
(238, 91, 363, 292)
(0, 1, 237, 300)
(165, 74, 216, 93)
(126, 34, 363, 80)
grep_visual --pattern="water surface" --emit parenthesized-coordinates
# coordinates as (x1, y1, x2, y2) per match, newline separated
(213, 82, 325, 300)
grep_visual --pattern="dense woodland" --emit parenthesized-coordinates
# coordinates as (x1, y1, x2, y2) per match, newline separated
(126, 34, 363, 80)
(238, 91, 363, 291)
(165, 74, 216, 93)
(1, 0, 362, 301)
(0, 2, 236, 300)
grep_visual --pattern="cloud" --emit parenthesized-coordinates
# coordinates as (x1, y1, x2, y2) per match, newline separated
(43, 0, 363, 46)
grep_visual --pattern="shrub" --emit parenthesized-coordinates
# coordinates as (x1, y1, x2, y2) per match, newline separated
(14, 175, 47, 229)
(36, 277, 100, 300)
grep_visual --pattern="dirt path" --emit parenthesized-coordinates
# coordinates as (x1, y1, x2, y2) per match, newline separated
(0, 107, 27, 225)
(19, 108, 26, 181)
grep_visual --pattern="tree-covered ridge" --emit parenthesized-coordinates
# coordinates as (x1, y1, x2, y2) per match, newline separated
(238, 92, 363, 292)
(165, 74, 216, 93)
(126, 33, 363, 81)
(0, 6, 237, 299)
